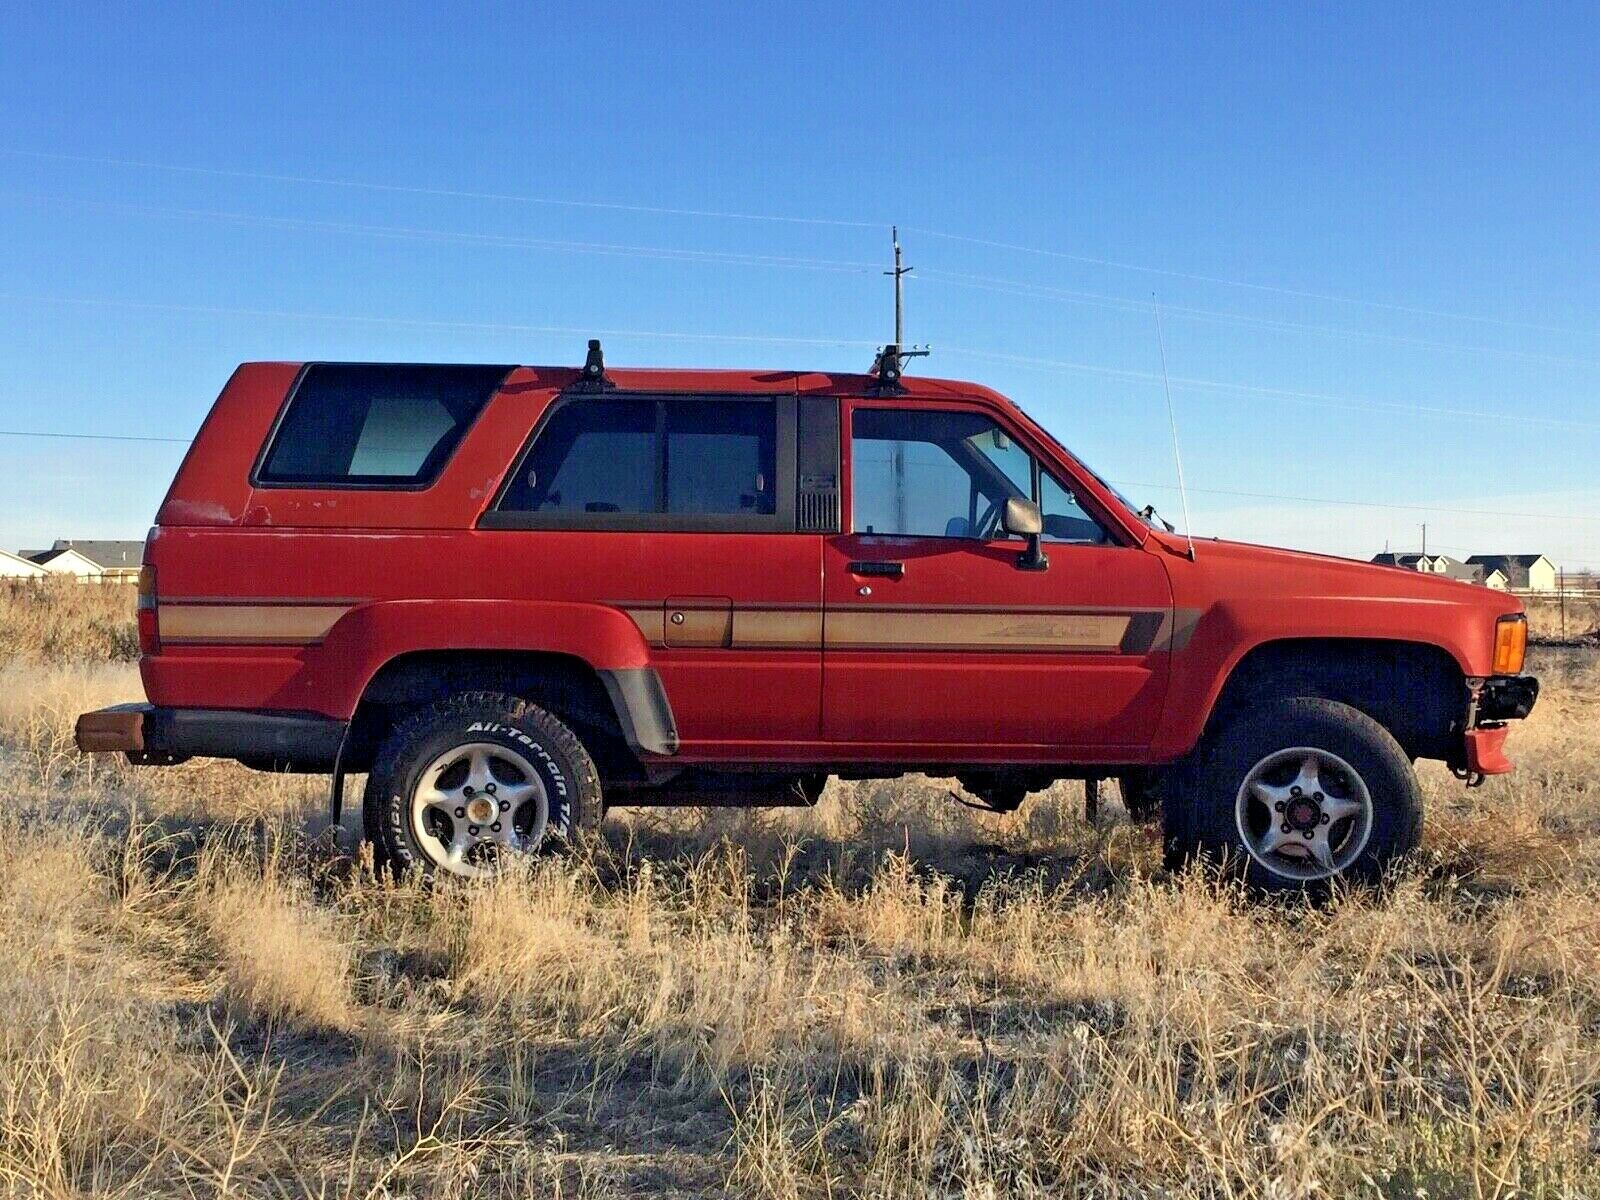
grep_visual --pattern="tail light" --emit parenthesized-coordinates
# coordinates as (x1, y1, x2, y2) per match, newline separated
(1492, 613, 1527, 675)
(137, 562, 159, 654)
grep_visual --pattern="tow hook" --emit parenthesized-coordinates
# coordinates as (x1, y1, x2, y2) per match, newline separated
(1451, 765, 1487, 788)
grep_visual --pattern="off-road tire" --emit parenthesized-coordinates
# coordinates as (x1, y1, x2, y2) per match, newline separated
(363, 691, 602, 879)
(1165, 697, 1422, 893)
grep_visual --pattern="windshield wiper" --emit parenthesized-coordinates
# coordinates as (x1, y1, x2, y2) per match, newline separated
(1138, 504, 1176, 533)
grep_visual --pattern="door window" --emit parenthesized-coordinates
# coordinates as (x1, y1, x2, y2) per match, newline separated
(849, 407, 1108, 543)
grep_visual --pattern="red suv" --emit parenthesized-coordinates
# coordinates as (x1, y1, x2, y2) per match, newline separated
(76, 348, 1538, 890)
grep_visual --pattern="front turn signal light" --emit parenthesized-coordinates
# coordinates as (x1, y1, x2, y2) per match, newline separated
(1492, 613, 1527, 675)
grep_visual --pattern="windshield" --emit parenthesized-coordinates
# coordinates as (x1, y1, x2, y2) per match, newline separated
(1020, 416, 1161, 528)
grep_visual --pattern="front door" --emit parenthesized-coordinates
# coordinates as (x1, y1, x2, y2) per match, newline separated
(821, 400, 1172, 755)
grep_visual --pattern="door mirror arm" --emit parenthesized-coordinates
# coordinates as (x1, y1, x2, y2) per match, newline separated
(1001, 497, 1049, 572)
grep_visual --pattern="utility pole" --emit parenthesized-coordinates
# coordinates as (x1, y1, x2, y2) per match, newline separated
(886, 226, 911, 347)
(1420, 523, 1427, 558)
(870, 228, 927, 392)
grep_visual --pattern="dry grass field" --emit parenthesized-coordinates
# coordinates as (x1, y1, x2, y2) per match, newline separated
(2, 580, 1599, 1197)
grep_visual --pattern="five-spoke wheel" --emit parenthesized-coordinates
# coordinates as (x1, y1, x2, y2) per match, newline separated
(409, 742, 551, 878)
(364, 692, 602, 879)
(1166, 697, 1422, 892)
(1234, 747, 1373, 882)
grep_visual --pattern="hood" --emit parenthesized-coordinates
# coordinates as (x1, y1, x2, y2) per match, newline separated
(1147, 531, 1524, 615)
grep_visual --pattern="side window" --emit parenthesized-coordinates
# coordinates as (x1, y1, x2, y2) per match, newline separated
(851, 408, 998, 537)
(666, 402, 775, 515)
(496, 397, 778, 522)
(256, 363, 510, 487)
(850, 407, 1109, 543)
(504, 399, 659, 514)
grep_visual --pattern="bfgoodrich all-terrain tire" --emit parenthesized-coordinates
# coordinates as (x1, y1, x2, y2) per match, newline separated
(363, 692, 602, 879)
(1166, 697, 1422, 893)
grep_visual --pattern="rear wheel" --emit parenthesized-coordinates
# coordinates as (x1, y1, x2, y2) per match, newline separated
(1167, 697, 1422, 892)
(363, 692, 602, 879)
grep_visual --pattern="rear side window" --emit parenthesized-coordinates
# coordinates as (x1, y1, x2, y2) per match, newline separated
(497, 397, 777, 519)
(256, 364, 511, 487)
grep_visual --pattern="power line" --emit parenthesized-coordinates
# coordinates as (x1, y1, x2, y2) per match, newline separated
(0, 149, 883, 230)
(0, 191, 880, 275)
(4, 291, 1595, 434)
(937, 343, 1600, 431)
(0, 428, 189, 444)
(8, 146, 1588, 339)
(11, 185, 1588, 368)
(918, 268, 1600, 370)
(1120, 480, 1600, 523)
(0, 293, 881, 348)
(905, 226, 1598, 339)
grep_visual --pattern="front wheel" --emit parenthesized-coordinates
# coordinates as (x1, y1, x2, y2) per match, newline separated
(363, 692, 603, 879)
(1167, 697, 1422, 892)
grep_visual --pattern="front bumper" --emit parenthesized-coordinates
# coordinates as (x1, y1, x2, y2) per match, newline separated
(1459, 674, 1540, 778)
(75, 703, 346, 770)
(1478, 675, 1539, 722)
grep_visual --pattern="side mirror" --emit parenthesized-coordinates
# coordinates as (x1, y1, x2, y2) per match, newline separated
(1001, 497, 1048, 571)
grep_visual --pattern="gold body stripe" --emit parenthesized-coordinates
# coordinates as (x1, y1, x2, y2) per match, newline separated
(825, 610, 1131, 652)
(161, 604, 352, 645)
(617, 603, 1151, 653)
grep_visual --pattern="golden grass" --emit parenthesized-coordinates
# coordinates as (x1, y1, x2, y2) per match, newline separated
(0, 578, 139, 663)
(1523, 592, 1600, 643)
(1, 636, 1598, 1194)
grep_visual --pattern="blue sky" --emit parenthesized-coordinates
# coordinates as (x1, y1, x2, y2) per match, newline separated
(2, 2, 1597, 566)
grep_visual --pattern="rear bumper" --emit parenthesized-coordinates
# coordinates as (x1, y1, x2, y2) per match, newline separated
(75, 703, 346, 770)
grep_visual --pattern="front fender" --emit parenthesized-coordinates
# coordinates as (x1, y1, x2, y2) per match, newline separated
(1149, 596, 1489, 760)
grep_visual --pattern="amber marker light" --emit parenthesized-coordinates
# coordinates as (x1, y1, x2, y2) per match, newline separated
(1492, 613, 1527, 676)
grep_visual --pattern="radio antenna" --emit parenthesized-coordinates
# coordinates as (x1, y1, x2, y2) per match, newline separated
(870, 226, 928, 391)
(1153, 297, 1196, 560)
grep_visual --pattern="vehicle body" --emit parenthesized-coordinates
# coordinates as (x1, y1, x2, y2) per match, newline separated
(76, 355, 1539, 887)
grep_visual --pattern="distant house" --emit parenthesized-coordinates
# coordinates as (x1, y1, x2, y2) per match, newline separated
(26, 546, 110, 581)
(1369, 552, 1484, 584)
(24, 539, 144, 583)
(1478, 567, 1510, 590)
(0, 548, 47, 580)
(1465, 554, 1557, 593)
(1371, 552, 1435, 571)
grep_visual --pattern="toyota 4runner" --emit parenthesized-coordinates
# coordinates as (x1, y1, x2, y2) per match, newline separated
(75, 347, 1539, 890)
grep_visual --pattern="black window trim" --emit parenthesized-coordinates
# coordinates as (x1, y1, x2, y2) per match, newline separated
(479, 392, 799, 533)
(250, 362, 515, 492)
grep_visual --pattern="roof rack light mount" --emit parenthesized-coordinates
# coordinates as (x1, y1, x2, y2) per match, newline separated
(869, 342, 930, 394)
(570, 338, 616, 393)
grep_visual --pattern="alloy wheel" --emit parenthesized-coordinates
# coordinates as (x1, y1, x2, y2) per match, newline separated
(408, 741, 549, 878)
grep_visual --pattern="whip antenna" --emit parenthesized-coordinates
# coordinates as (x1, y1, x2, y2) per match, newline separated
(1153, 297, 1196, 560)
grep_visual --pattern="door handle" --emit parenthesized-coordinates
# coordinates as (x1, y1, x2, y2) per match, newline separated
(848, 560, 905, 579)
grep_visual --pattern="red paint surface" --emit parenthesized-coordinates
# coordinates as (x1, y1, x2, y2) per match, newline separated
(141, 363, 1527, 769)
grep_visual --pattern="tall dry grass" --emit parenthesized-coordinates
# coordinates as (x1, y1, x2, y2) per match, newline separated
(0, 578, 139, 662)
(0, 616, 1597, 1193)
